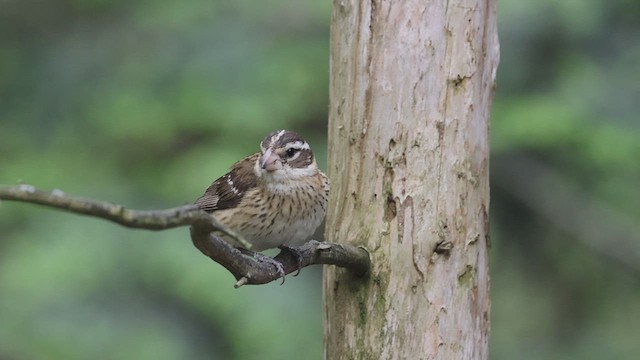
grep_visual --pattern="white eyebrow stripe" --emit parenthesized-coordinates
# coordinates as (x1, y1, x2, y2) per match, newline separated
(285, 141, 310, 150)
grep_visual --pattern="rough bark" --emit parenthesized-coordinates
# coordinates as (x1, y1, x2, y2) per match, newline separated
(324, 0, 498, 359)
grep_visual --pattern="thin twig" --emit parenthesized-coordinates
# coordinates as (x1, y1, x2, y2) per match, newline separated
(0, 184, 251, 248)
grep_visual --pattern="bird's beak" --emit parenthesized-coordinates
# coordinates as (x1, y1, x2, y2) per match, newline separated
(260, 148, 281, 172)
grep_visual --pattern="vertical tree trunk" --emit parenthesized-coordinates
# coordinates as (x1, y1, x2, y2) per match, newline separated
(324, 0, 499, 358)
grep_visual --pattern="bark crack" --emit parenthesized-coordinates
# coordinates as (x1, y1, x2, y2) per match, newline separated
(434, 0, 455, 244)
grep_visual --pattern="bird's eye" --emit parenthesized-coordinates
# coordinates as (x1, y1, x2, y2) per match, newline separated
(285, 148, 299, 158)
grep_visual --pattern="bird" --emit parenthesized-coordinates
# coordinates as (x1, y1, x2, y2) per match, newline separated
(194, 130, 330, 257)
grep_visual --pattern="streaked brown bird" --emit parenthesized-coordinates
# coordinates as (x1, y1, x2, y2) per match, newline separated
(195, 130, 329, 253)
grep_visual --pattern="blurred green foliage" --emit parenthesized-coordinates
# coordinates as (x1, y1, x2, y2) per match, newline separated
(0, 0, 638, 359)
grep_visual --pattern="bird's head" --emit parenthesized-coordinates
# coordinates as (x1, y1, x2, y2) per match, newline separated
(256, 130, 318, 183)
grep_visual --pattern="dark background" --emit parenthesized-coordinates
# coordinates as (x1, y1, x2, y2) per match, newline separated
(1, 1, 638, 359)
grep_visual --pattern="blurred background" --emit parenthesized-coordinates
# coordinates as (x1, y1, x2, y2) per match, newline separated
(0, 0, 638, 359)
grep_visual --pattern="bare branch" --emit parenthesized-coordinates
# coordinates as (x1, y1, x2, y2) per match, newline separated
(0, 185, 371, 286)
(191, 228, 370, 287)
(0, 184, 251, 248)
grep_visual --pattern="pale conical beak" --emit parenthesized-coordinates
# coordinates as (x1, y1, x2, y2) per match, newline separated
(260, 148, 281, 172)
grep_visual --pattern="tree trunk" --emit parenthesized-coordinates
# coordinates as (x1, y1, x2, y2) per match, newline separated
(323, 0, 499, 358)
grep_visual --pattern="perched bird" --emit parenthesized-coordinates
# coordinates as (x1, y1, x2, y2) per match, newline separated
(195, 130, 329, 253)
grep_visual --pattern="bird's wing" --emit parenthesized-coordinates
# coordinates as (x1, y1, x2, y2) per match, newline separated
(194, 153, 259, 212)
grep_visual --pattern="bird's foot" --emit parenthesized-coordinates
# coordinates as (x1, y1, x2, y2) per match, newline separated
(241, 249, 286, 285)
(278, 245, 304, 276)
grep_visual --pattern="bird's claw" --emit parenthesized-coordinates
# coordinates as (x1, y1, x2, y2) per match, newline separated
(253, 252, 286, 285)
(278, 245, 303, 276)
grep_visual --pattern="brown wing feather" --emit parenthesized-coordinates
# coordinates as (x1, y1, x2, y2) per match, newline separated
(194, 153, 259, 212)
